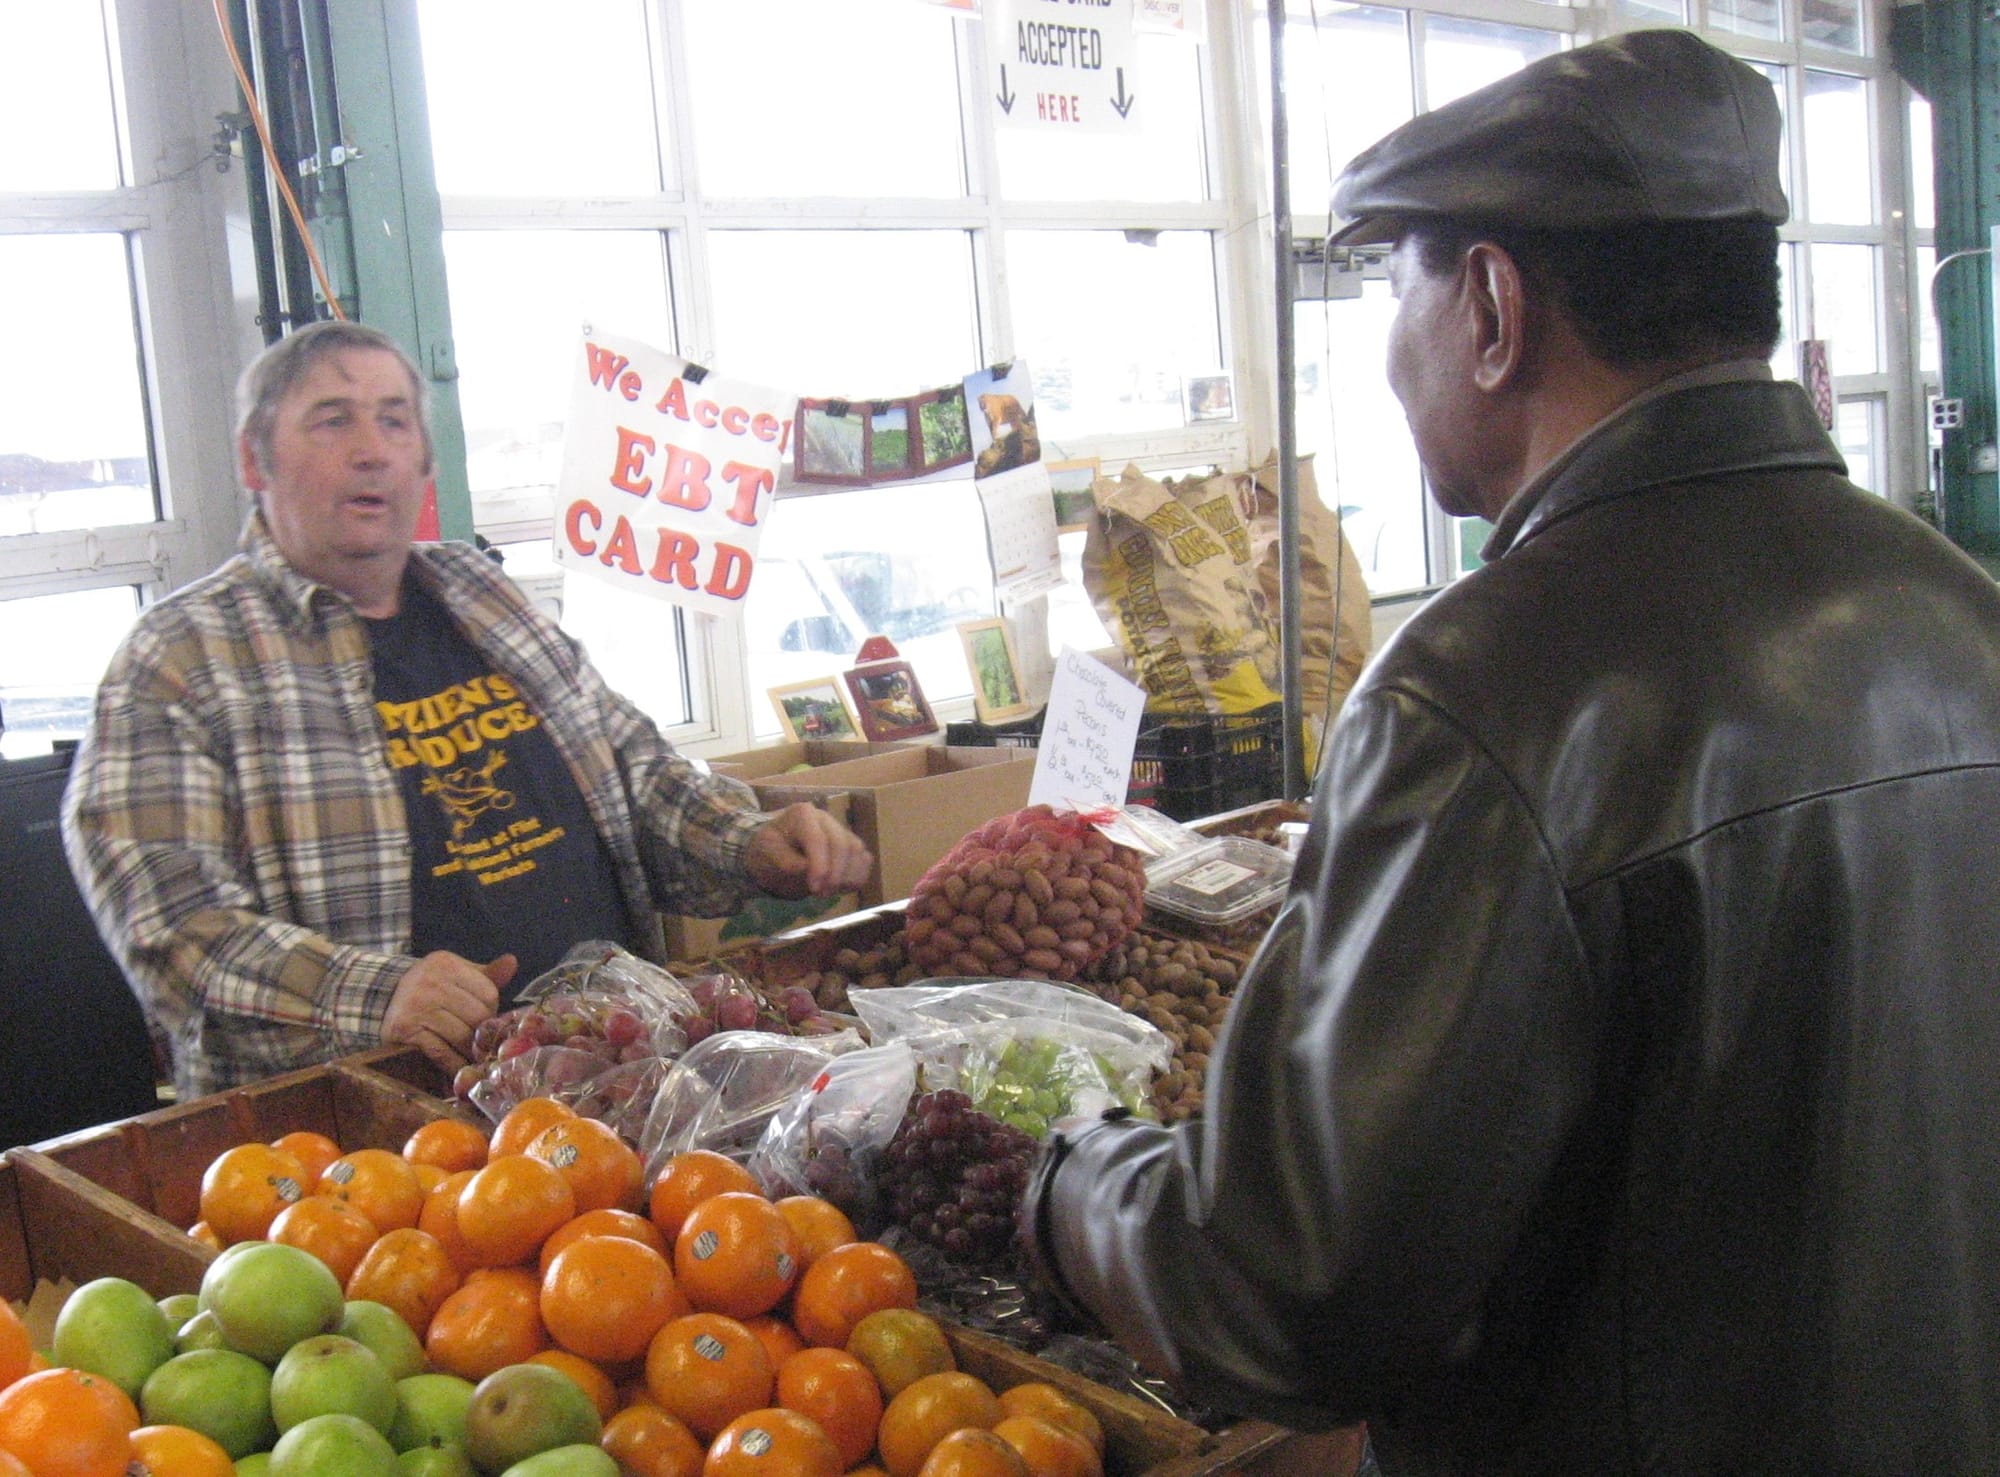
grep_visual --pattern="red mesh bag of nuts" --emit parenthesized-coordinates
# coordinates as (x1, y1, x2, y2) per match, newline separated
(903, 804, 1146, 981)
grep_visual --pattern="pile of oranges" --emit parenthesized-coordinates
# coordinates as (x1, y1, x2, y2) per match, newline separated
(172, 1097, 1108, 1477)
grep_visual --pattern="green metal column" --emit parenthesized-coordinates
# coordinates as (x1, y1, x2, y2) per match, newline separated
(1891, 0, 2000, 559)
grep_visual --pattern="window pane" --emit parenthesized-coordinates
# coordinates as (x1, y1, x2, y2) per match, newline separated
(996, 34, 1206, 203)
(706, 232, 978, 393)
(418, 0, 664, 195)
(1835, 398, 1879, 493)
(445, 231, 674, 518)
(744, 485, 993, 736)
(1616, 0, 1686, 23)
(1909, 95, 1934, 232)
(0, 586, 139, 759)
(1294, 283, 1430, 595)
(1711, 0, 1783, 43)
(1422, 19, 1563, 110)
(685, 0, 963, 199)
(1747, 63, 1794, 210)
(1007, 230, 1220, 439)
(1280, 8, 1412, 227)
(0, 235, 153, 534)
(1916, 245, 1939, 375)
(0, 6, 120, 189)
(1810, 243, 1879, 375)
(1802, 0, 1863, 52)
(1772, 241, 1801, 382)
(1048, 529, 1112, 657)
(1802, 71, 1872, 224)
(492, 540, 692, 727)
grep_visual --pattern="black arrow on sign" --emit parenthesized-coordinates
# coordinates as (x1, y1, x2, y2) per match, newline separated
(1112, 67, 1136, 118)
(996, 65, 1017, 114)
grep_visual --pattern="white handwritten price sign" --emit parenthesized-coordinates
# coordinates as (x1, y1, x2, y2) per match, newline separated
(554, 331, 791, 616)
(987, 0, 1140, 136)
(1030, 646, 1146, 811)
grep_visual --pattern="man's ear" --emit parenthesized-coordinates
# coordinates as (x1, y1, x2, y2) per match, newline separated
(1462, 242, 1529, 394)
(237, 432, 266, 494)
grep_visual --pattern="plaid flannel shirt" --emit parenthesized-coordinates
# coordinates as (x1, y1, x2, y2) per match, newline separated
(63, 513, 766, 1099)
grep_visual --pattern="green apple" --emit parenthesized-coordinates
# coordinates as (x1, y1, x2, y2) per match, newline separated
(339, 1300, 427, 1382)
(389, 1372, 477, 1453)
(177, 1308, 230, 1353)
(268, 1412, 400, 1477)
(271, 1334, 398, 1435)
(463, 1363, 602, 1474)
(53, 1275, 176, 1398)
(236, 1455, 274, 1476)
(141, 1346, 278, 1458)
(498, 1445, 618, 1477)
(201, 1241, 345, 1363)
(399, 1446, 478, 1477)
(159, 1292, 201, 1326)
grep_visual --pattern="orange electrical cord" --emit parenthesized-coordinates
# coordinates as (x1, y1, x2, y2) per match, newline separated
(211, 0, 348, 320)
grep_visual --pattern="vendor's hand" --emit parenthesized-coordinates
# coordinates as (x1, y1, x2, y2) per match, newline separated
(383, 951, 516, 1076)
(744, 803, 873, 899)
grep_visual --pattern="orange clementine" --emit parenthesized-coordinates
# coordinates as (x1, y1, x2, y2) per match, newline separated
(526, 1115, 644, 1215)
(418, 1168, 481, 1273)
(411, 1162, 448, 1194)
(990, 1416, 1101, 1477)
(345, 1225, 462, 1340)
(269, 1129, 345, 1185)
(742, 1314, 806, 1374)
(456, 1153, 577, 1268)
(775, 1347, 882, 1470)
(600, 1401, 704, 1477)
(0, 1300, 32, 1392)
(673, 1192, 800, 1321)
(847, 1309, 955, 1400)
(642, 1311, 773, 1441)
(0, 1366, 141, 1477)
(647, 1149, 760, 1241)
(198, 1142, 308, 1245)
(268, 1193, 381, 1286)
(425, 1265, 550, 1380)
(526, 1348, 619, 1421)
(541, 1234, 687, 1364)
(539, 1207, 670, 1277)
(0, 1450, 27, 1476)
(315, 1146, 426, 1233)
(128, 1423, 235, 1477)
(706, 1406, 844, 1477)
(489, 1095, 578, 1158)
(995, 1386, 1102, 1459)
(791, 1240, 917, 1349)
(875, 1371, 1004, 1477)
(403, 1117, 490, 1174)
(913, 1427, 1030, 1477)
(774, 1196, 859, 1268)
(186, 1221, 225, 1252)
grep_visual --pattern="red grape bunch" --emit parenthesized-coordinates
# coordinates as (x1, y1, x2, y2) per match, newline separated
(878, 1089, 1038, 1263)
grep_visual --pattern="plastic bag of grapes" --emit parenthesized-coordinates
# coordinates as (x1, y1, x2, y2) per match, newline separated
(851, 978, 1171, 1138)
(459, 941, 701, 1137)
(747, 1041, 920, 1232)
(638, 1023, 867, 1180)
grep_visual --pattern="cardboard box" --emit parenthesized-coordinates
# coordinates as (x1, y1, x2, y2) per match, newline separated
(750, 746, 1037, 905)
(705, 738, 907, 784)
(662, 791, 861, 962)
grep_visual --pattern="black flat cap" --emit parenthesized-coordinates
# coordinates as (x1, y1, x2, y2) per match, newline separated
(1330, 29, 1789, 245)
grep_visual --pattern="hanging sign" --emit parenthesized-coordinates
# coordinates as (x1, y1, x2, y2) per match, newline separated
(986, 0, 1140, 135)
(554, 331, 791, 617)
(1029, 646, 1146, 811)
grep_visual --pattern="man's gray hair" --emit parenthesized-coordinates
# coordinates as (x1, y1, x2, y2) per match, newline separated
(235, 319, 434, 480)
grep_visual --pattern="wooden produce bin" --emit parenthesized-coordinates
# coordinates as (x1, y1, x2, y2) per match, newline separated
(5, 1048, 1353, 1477)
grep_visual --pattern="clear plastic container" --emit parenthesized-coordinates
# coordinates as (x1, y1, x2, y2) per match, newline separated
(1143, 836, 1294, 928)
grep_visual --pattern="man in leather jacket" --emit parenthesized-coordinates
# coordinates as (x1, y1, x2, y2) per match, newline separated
(1021, 31, 2000, 1474)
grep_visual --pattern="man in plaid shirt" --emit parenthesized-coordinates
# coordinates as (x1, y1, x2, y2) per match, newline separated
(62, 321, 870, 1100)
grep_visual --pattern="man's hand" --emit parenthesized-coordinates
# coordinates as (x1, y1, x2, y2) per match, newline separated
(382, 951, 516, 1075)
(744, 803, 873, 899)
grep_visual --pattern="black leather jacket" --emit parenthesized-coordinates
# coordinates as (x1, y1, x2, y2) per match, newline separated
(1023, 376, 2000, 1474)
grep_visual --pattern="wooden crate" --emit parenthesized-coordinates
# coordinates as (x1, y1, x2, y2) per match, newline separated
(6, 1050, 1360, 1476)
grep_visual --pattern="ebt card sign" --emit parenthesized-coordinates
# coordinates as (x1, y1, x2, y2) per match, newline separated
(555, 331, 791, 615)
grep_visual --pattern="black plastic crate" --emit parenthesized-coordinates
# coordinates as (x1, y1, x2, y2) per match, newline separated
(945, 704, 1284, 822)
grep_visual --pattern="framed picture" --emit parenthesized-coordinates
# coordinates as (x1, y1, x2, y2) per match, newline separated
(1046, 457, 1101, 531)
(793, 399, 871, 485)
(1184, 372, 1236, 424)
(843, 659, 939, 742)
(768, 678, 862, 742)
(957, 618, 1035, 724)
